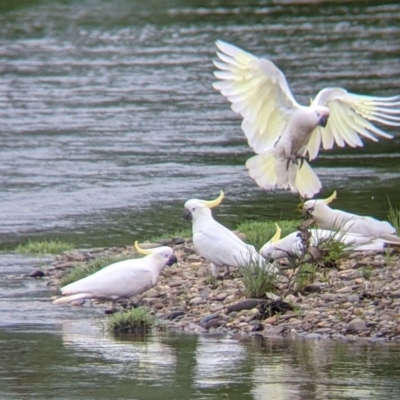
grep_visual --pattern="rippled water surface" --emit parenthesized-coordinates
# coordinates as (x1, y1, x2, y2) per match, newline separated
(2, 319, 400, 399)
(0, 0, 399, 247)
(1, 1, 400, 398)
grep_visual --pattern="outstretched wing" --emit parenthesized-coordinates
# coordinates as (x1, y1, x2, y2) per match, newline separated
(213, 40, 301, 153)
(307, 87, 399, 160)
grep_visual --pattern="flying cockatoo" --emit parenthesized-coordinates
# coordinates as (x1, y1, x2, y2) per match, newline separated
(303, 191, 400, 243)
(53, 242, 177, 311)
(213, 40, 400, 198)
(183, 190, 276, 277)
(260, 224, 388, 260)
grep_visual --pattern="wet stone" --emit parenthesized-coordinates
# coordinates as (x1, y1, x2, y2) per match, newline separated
(27, 270, 45, 278)
(346, 319, 368, 333)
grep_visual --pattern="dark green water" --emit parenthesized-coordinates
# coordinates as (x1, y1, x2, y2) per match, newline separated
(2, 322, 400, 400)
(0, 0, 399, 247)
(1, 1, 400, 398)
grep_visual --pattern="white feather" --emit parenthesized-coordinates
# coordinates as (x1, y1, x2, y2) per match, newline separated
(304, 197, 398, 239)
(184, 197, 276, 277)
(53, 247, 175, 307)
(213, 41, 399, 198)
(260, 229, 387, 260)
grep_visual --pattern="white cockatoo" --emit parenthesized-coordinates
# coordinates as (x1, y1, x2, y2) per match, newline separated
(213, 40, 400, 198)
(183, 190, 276, 277)
(303, 191, 400, 243)
(53, 242, 177, 310)
(260, 224, 388, 260)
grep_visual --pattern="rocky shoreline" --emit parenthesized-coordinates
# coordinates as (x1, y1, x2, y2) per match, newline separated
(45, 237, 400, 342)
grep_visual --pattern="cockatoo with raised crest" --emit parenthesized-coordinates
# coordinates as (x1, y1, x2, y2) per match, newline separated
(303, 191, 400, 244)
(260, 224, 390, 260)
(213, 40, 400, 198)
(183, 190, 276, 277)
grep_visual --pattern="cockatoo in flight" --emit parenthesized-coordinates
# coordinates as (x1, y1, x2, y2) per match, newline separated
(260, 224, 389, 260)
(53, 242, 177, 311)
(183, 190, 276, 277)
(303, 191, 400, 244)
(213, 40, 400, 198)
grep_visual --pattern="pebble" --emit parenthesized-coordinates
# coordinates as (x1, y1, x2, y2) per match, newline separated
(27, 270, 45, 278)
(346, 319, 368, 333)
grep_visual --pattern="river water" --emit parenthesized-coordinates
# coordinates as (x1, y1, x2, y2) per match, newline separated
(1, 0, 400, 398)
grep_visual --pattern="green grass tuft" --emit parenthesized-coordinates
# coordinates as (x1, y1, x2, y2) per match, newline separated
(204, 274, 219, 289)
(60, 254, 137, 287)
(239, 257, 278, 299)
(237, 219, 300, 250)
(15, 238, 74, 255)
(388, 199, 400, 233)
(107, 307, 154, 333)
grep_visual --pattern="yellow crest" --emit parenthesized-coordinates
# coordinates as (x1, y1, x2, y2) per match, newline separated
(270, 223, 282, 243)
(200, 190, 224, 208)
(323, 190, 337, 205)
(134, 241, 152, 255)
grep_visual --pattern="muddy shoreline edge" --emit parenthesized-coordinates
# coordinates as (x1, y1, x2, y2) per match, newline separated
(44, 237, 400, 343)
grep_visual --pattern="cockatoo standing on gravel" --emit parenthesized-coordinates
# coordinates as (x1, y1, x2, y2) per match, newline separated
(303, 191, 400, 244)
(183, 190, 276, 277)
(213, 40, 400, 198)
(53, 242, 177, 311)
(260, 224, 389, 260)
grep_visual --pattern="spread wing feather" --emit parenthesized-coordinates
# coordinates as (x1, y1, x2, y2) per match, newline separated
(213, 40, 300, 153)
(308, 87, 399, 160)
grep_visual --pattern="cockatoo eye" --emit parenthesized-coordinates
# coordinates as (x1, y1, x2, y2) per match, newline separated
(191, 206, 196, 212)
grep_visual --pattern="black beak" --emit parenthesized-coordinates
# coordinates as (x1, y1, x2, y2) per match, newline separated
(183, 209, 192, 221)
(318, 115, 329, 128)
(167, 254, 178, 266)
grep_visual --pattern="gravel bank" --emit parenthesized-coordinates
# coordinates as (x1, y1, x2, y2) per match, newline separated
(45, 237, 400, 342)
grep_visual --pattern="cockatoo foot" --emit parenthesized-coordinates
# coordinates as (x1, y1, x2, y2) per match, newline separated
(286, 155, 306, 171)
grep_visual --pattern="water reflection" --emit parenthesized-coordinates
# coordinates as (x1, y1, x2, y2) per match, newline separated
(193, 335, 247, 388)
(61, 320, 177, 382)
(2, 325, 400, 399)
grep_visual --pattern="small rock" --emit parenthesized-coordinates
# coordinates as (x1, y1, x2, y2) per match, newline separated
(264, 325, 285, 335)
(199, 314, 221, 327)
(251, 324, 264, 332)
(226, 299, 265, 313)
(224, 294, 236, 304)
(188, 297, 206, 305)
(263, 316, 277, 324)
(203, 318, 225, 330)
(215, 292, 228, 301)
(337, 286, 352, 294)
(27, 270, 45, 278)
(338, 269, 360, 280)
(313, 328, 332, 334)
(143, 289, 160, 298)
(348, 294, 359, 304)
(346, 318, 368, 333)
(305, 333, 322, 339)
(161, 310, 185, 320)
(303, 284, 321, 293)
